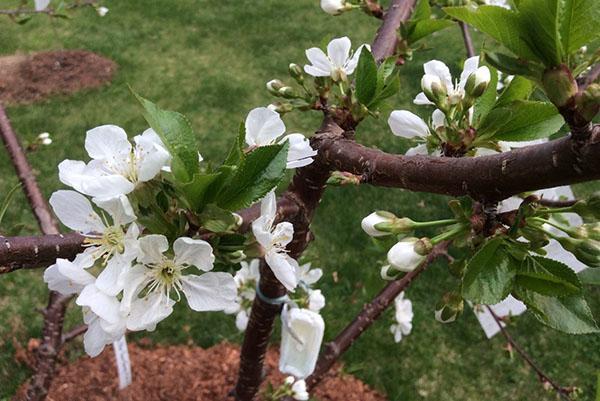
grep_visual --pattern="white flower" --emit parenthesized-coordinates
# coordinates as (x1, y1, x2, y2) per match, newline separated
(34, 0, 51, 11)
(58, 125, 170, 200)
(82, 307, 127, 357)
(320, 0, 348, 15)
(291, 379, 310, 400)
(390, 292, 413, 343)
(120, 235, 236, 331)
(37, 132, 52, 145)
(44, 253, 95, 296)
(414, 56, 480, 106)
(49, 190, 139, 296)
(279, 306, 325, 378)
(294, 261, 323, 286)
(97, 6, 109, 16)
(226, 259, 261, 332)
(388, 109, 445, 156)
(361, 211, 394, 237)
(484, 0, 511, 8)
(304, 36, 368, 81)
(252, 191, 299, 291)
(308, 289, 326, 312)
(244, 108, 317, 169)
(387, 238, 426, 272)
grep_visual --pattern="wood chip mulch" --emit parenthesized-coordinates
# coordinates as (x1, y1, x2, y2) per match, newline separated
(0, 50, 116, 105)
(14, 342, 387, 401)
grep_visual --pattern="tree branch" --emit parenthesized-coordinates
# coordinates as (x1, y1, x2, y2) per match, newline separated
(306, 242, 449, 389)
(486, 307, 576, 401)
(315, 132, 600, 202)
(459, 22, 475, 58)
(371, 0, 416, 61)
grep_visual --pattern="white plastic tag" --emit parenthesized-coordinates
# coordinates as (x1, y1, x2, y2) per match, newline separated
(112, 336, 132, 389)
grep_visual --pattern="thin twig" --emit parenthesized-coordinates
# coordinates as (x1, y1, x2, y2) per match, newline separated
(459, 22, 475, 58)
(580, 63, 600, 90)
(306, 242, 450, 389)
(61, 324, 88, 344)
(486, 306, 575, 401)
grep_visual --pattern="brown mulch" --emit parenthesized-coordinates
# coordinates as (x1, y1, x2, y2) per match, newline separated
(0, 50, 116, 105)
(14, 342, 386, 401)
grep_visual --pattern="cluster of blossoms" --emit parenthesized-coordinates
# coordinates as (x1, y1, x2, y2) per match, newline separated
(387, 56, 491, 156)
(44, 125, 238, 356)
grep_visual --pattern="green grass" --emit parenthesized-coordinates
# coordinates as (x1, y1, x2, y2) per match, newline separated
(1, 0, 599, 400)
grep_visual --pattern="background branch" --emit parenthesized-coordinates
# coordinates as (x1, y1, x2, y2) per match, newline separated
(459, 22, 475, 58)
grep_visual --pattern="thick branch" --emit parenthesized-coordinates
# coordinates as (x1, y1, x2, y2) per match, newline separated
(306, 243, 448, 389)
(486, 307, 575, 401)
(316, 132, 600, 202)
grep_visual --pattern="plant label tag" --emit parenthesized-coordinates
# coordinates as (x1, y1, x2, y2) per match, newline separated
(112, 336, 132, 389)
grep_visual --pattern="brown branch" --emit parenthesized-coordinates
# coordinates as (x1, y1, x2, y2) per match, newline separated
(306, 242, 449, 389)
(486, 307, 576, 401)
(0, 105, 59, 235)
(315, 132, 600, 202)
(459, 22, 475, 58)
(61, 324, 88, 345)
(371, 0, 416, 61)
(0, 103, 72, 401)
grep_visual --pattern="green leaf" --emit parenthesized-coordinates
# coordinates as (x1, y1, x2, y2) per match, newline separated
(223, 122, 246, 167)
(516, 256, 582, 296)
(407, 19, 455, 44)
(356, 49, 378, 106)
(515, 288, 599, 334)
(478, 100, 564, 141)
(444, 5, 540, 61)
(180, 172, 221, 211)
(518, 0, 563, 66)
(560, 0, 600, 56)
(484, 51, 543, 81)
(462, 237, 517, 304)
(578, 268, 600, 285)
(412, 0, 432, 20)
(216, 143, 288, 211)
(472, 64, 498, 124)
(198, 204, 238, 233)
(495, 76, 534, 107)
(134, 92, 199, 183)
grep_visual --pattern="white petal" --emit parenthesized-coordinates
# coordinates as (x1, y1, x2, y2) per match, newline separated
(180, 272, 237, 311)
(83, 313, 114, 357)
(58, 159, 87, 192)
(405, 144, 429, 156)
(127, 292, 174, 331)
(85, 125, 131, 160)
(95, 253, 131, 296)
(280, 133, 317, 169)
(431, 109, 446, 129)
(137, 235, 169, 265)
(93, 194, 136, 226)
(271, 221, 294, 248)
(413, 92, 434, 105)
(44, 263, 81, 295)
(235, 310, 249, 331)
(76, 284, 122, 324)
(173, 237, 215, 271)
(120, 265, 150, 312)
(388, 110, 430, 138)
(304, 48, 333, 76)
(423, 60, 453, 91)
(345, 44, 370, 75)
(245, 107, 286, 147)
(327, 37, 352, 68)
(134, 128, 171, 182)
(261, 190, 277, 225)
(459, 56, 480, 90)
(265, 252, 298, 291)
(49, 190, 105, 233)
(34, 0, 51, 11)
(55, 256, 95, 287)
(80, 169, 135, 199)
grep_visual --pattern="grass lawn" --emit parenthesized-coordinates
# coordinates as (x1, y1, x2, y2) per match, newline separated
(1, 0, 599, 400)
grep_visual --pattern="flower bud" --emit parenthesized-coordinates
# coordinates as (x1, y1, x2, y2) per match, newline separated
(320, 0, 349, 15)
(289, 63, 304, 83)
(434, 292, 464, 324)
(387, 238, 428, 272)
(361, 211, 397, 237)
(36, 132, 52, 146)
(266, 79, 285, 95)
(421, 74, 447, 105)
(556, 237, 600, 268)
(291, 379, 309, 401)
(278, 86, 299, 99)
(542, 65, 577, 107)
(576, 83, 600, 122)
(464, 66, 491, 98)
(308, 289, 326, 312)
(326, 171, 361, 186)
(267, 102, 294, 114)
(96, 6, 109, 16)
